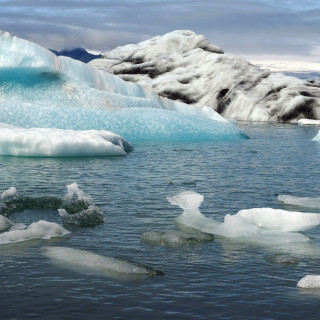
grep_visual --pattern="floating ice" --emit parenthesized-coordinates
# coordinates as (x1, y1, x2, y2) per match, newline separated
(0, 215, 14, 232)
(266, 253, 300, 266)
(297, 275, 320, 289)
(298, 119, 320, 126)
(236, 208, 320, 232)
(141, 229, 214, 247)
(168, 191, 309, 245)
(91, 30, 320, 123)
(0, 31, 246, 142)
(41, 246, 163, 279)
(0, 186, 62, 216)
(278, 194, 320, 209)
(0, 127, 133, 157)
(59, 182, 104, 226)
(312, 130, 320, 142)
(0, 220, 70, 245)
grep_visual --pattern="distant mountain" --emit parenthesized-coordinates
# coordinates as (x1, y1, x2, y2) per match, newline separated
(89, 30, 320, 123)
(50, 47, 102, 63)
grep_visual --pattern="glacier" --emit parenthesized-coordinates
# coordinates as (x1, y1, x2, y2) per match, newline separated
(90, 30, 320, 123)
(0, 31, 246, 148)
(167, 191, 314, 245)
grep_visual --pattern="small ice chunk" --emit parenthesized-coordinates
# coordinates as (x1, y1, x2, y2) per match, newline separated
(0, 215, 14, 232)
(167, 191, 204, 210)
(59, 182, 104, 226)
(298, 119, 320, 126)
(41, 246, 163, 279)
(313, 130, 320, 141)
(236, 208, 320, 232)
(141, 229, 214, 247)
(8, 223, 27, 231)
(297, 275, 320, 289)
(278, 194, 320, 209)
(0, 187, 18, 201)
(0, 220, 70, 244)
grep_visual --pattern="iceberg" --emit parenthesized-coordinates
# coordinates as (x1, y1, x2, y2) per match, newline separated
(41, 246, 164, 279)
(90, 30, 320, 123)
(278, 194, 320, 209)
(168, 191, 310, 245)
(297, 275, 320, 289)
(0, 220, 70, 245)
(0, 31, 246, 143)
(58, 182, 104, 226)
(0, 126, 133, 157)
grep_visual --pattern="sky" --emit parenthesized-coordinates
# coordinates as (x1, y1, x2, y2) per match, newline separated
(1, 0, 320, 72)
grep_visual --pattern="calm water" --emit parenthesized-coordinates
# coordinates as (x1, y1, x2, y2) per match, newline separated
(0, 123, 320, 320)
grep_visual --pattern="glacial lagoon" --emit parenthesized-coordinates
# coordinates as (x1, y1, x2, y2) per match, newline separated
(1, 123, 320, 320)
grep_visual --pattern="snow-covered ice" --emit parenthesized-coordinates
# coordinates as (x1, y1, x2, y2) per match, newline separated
(90, 30, 320, 123)
(41, 246, 163, 279)
(297, 275, 320, 289)
(58, 182, 104, 226)
(0, 127, 133, 156)
(278, 194, 320, 209)
(168, 191, 311, 245)
(0, 220, 70, 244)
(0, 30, 246, 143)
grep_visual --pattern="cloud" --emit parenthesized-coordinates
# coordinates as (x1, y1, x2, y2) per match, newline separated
(1, 0, 320, 68)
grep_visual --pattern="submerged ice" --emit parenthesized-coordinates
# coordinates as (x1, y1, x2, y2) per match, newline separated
(41, 246, 164, 279)
(278, 194, 320, 209)
(0, 31, 246, 144)
(168, 191, 314, 245)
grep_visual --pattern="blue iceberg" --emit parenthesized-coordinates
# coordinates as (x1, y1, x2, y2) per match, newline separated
(0, 31, 247, 147)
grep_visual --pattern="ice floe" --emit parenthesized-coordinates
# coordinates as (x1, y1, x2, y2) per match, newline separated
(0, 220, 70, 245)
(278, 194, 320, 209)
(58, 182, 104, 226)
(0, 30, 246, 142)
(298, 118, 320, 126)
(0, 127, 133, 157)
(0, 215, 14, 232)
(91, 30, 320, 123)
(236, 208, 320, 232)
(297, 275, 320, 289)
(41, 246, 164, 279)
(168, 191, 312, 245)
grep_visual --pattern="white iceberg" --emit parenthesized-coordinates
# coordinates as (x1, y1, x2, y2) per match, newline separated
(58, 182, 104, 226)
(91, 30, 320, 123)
(0, 127, 132, 157)
(168, 191, 310, 245)
(41, 246, 164, 279)
(0, 30, 246, 142)
(0, 220, 70, 245)
(236, 208, 320, 232)
(278, 194, 320, 209)
(297, 275, 320, 289)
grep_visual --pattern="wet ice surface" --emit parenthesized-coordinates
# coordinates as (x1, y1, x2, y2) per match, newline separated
(1, 123, 320, 319)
